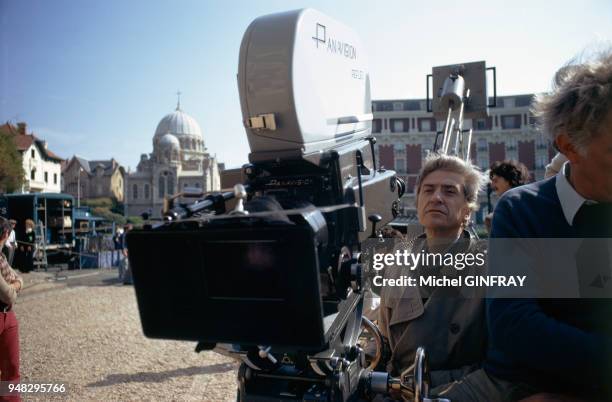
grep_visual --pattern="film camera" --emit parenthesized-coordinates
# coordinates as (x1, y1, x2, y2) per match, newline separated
(128, 8, 449, 402)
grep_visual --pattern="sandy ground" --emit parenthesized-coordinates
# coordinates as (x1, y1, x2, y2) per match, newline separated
(12, 271, 238, 401)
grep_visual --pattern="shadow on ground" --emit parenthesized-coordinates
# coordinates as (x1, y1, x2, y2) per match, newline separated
(86, 362, 237, 387)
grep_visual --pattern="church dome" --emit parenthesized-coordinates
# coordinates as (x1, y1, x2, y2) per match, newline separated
(159, 133, 180, 149)
(154, 106, 202, 139)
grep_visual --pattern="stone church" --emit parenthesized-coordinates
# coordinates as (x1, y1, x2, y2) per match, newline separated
(126, 101, 221, 217)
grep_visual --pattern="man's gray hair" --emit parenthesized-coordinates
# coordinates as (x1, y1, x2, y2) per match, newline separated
(416, 153, 486, 212)
(533, 49, 612, 154)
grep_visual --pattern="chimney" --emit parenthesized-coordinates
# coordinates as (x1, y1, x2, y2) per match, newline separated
(17, 122, 26, 135)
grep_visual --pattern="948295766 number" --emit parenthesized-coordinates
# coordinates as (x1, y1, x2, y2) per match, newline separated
(6, 383, 67, 394)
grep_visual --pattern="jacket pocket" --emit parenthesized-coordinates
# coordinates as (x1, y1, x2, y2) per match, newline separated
(382, 285, 425, 326)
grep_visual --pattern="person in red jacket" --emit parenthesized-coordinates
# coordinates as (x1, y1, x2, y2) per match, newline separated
(0, 216, 23, 402)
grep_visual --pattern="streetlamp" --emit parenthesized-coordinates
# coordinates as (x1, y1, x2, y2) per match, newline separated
(77, 167, 84, 208)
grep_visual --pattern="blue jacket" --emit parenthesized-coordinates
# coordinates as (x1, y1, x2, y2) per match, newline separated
(486, 177, 612, 396)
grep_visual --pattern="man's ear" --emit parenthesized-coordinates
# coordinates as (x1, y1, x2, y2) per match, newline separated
(462, 208, 471, 227)
(555, 133, 582, 164)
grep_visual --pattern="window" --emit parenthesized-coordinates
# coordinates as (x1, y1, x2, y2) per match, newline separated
(44, 172, 48, 183)
(473, 117, 492, 131)
(158, 176, 165, 198)
(393, 102, 403, 111)
(419, 119, 432, 132)
(167, 175, 175, 195)
(515, 95, 534, 107)
(536, 154, 548, 169)
(395, 158, 405, 173)
(30, 169, 35, 180)
(144, 184, 150, 199)
(392, 120, 404, 132)
(405, 100, 421, 111)
(477, 138, 488, 151)
(379, 102, 393, 111)
(505, 137, 516, 151)
(478, 157, 488, 170)
(372, 119, 382, 133)
(31, 149, 35, 158)
(501, 114, 522, 129)
(536, 135, 548, 149)
(132, 184, 138, 199)
(53, 173, 57, 184)
(195, 182, 201, 188)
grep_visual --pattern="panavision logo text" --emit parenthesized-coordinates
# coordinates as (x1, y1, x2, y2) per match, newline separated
(312, 23, 357, 60)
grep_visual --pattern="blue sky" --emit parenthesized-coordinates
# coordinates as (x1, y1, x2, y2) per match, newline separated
(1, 0, 611, 169)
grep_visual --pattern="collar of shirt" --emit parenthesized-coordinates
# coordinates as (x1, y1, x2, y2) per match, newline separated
(555, 161, 597, 226)
(416, 229, 471, 252)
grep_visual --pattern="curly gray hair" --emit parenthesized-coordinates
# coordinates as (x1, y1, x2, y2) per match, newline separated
(416, 153, 486, 213)
(532, 49, 612, 154)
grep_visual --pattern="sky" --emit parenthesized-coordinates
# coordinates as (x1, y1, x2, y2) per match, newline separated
(1, 0, 611, 170)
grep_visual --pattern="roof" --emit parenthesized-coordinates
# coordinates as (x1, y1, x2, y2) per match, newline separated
(3, 192, 74, 201)
(154, 108, 202, 139)
(66, 156, 124, 176)
(0, 122, 64, 161)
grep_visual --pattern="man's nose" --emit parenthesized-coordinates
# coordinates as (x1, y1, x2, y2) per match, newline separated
(432, 188, 444, 202)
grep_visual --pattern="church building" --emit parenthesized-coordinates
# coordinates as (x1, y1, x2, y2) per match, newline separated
(126, 99, 220, 217)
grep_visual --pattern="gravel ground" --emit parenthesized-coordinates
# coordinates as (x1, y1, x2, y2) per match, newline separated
(13, 275, 238, 401)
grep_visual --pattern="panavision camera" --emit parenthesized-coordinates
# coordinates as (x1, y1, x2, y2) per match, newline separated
(128, 8, 449, 402)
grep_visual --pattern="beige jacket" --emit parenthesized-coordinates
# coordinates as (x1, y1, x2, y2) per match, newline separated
(0, 253, 23, 306)
(378, 233, 487, 385)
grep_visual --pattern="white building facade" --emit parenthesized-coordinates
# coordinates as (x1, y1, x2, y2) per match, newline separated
(21, 141, 62, 193)
(126, 104, 221, 217)
(0, 122, 63, 193)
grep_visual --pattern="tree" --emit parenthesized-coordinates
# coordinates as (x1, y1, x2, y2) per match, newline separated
(91, 207, 127, 226)
(0, 134, 24, 193)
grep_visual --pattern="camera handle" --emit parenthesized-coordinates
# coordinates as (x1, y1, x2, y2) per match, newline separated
(399, 347, 450, 402)
(228, 184, 249, 216)
(368, 214, 382, 238)
(368, 347, 450, 402)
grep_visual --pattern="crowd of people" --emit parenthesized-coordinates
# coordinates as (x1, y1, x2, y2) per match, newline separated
(378, 50, 612, 401)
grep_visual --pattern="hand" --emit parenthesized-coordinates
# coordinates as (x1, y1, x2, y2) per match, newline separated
(11, 281, 22, 293)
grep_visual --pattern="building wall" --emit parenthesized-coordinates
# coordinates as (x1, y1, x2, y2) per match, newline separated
(62, 158, 125, 202)
(62, 161, 86, 199)
(372, 94, 552, 221)
(126, 153, 221, 218)
(22, 144, 61, 193)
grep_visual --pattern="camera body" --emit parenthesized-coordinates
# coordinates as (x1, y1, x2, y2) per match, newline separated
(238, 8, 372, 160)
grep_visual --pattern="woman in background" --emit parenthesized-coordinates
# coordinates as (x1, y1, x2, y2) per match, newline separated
(485, 160, 531, 231)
